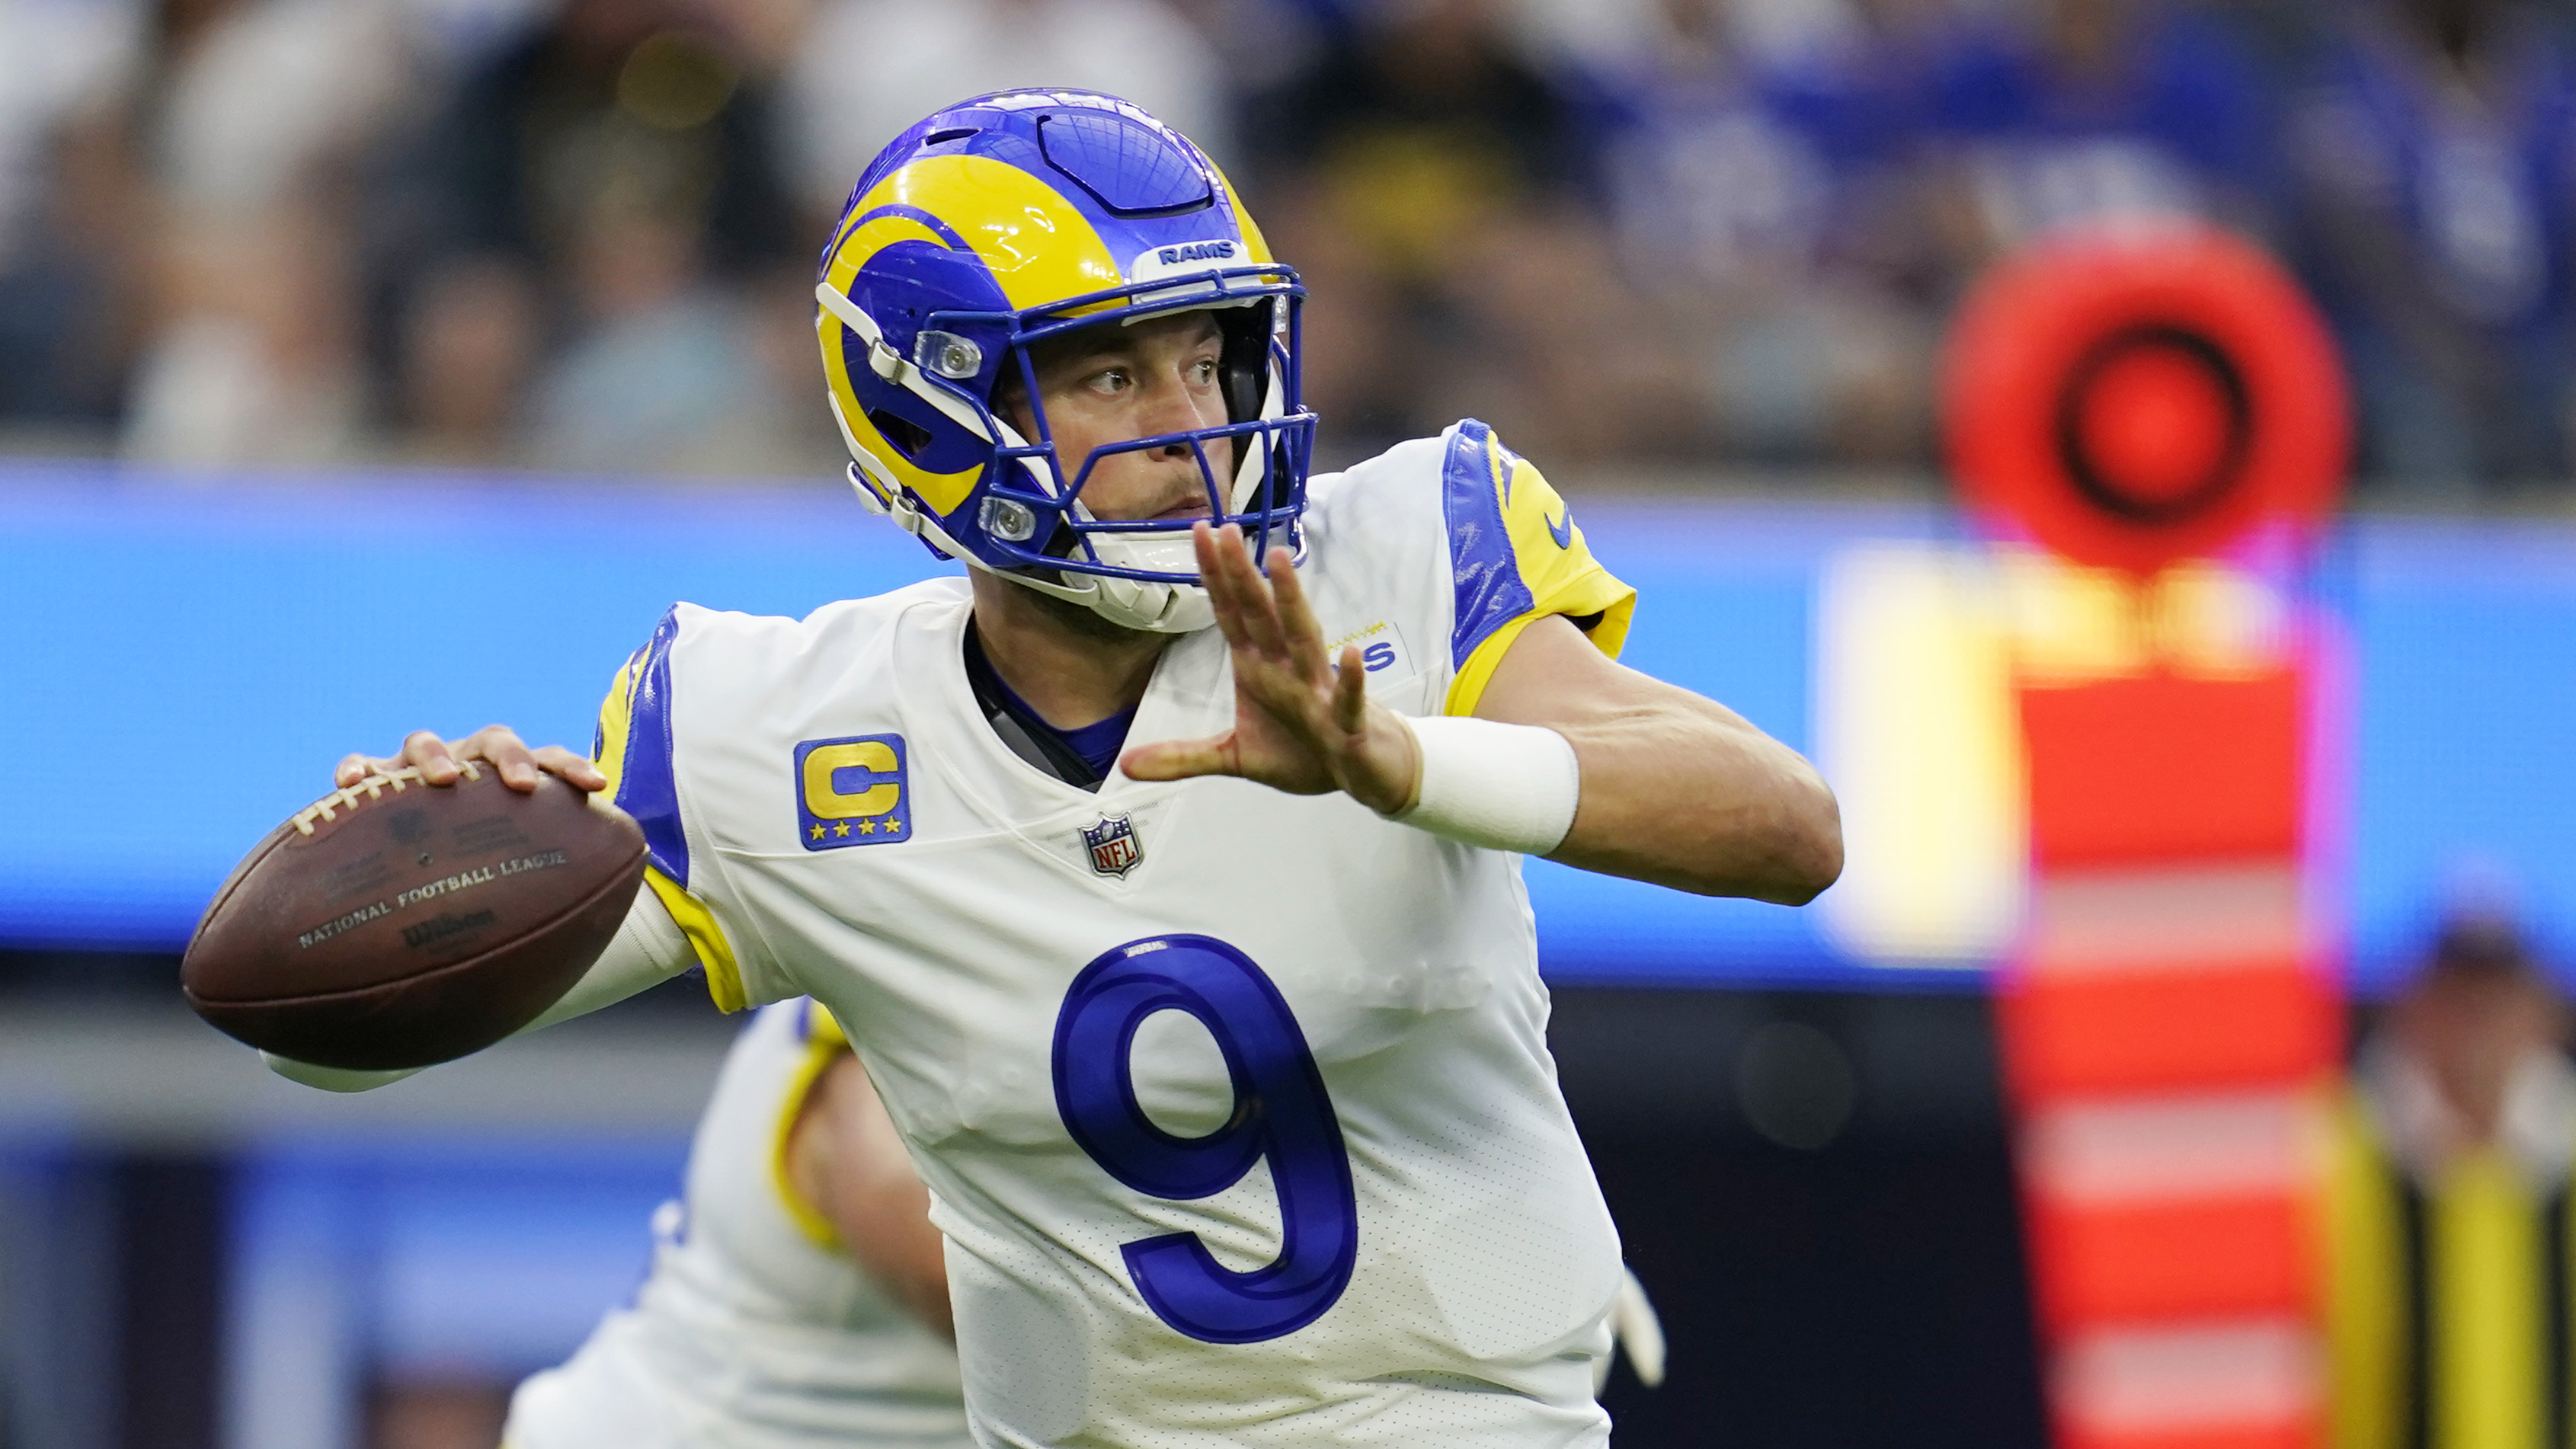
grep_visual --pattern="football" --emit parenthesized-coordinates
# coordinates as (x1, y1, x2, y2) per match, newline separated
(183, 763, 648, 1071)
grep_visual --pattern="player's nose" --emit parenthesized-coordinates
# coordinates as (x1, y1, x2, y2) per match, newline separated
(1138, 374, 1224, 458)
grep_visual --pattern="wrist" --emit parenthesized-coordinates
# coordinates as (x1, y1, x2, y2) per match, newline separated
(1381, 715, 1580, 855)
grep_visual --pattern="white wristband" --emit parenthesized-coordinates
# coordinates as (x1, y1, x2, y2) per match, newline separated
(1387, 715, 1580, 855)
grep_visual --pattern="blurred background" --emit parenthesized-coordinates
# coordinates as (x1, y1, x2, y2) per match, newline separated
(9, 0, 2576, 1445)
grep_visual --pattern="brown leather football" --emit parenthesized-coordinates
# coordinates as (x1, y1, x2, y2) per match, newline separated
(183, 763, 648, 1071)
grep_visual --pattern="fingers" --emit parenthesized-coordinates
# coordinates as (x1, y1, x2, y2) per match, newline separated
(1269, 545, 1332, 684)
(1120, 733, 1239, 783)
(336, 726, 597, 795)
(461, 725, 606, 794)
(401, 730, 466, 785)
(532, 744, 609, 794)
(1192, 523, 1253, 655)
(1233, 539, 1290, 663)
(459, 724, 546, 793)
(1202, 523, 1288, 662)
(1332, 644, 1370, 735)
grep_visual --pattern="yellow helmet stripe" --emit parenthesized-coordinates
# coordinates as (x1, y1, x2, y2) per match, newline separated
(828, 154, 1121, 313)
(1213, 164, 1275, 267)
(815, 303, 982, 517)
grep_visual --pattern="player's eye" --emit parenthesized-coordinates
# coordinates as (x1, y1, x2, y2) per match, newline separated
(1085, 366, 1133, 395)
(1188, 358, 1219, 386)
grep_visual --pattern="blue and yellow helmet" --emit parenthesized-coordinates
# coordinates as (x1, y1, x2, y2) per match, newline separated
(815, 89, 1314, 632)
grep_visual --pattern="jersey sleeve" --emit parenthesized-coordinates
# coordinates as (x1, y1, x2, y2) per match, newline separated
(1436, 419, 1637, 716)
(594, 607, 757, 1013)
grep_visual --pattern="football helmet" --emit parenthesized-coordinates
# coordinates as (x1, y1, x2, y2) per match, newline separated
(815, 90, 1314, 632)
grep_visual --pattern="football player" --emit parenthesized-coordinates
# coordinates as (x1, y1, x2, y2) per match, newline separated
(501, 997, 971, 1448)
(286, 91, 1837, 1446)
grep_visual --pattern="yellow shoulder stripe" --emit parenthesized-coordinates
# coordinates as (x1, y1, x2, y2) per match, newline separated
(1446, 438, 1637, 716)
(643, 867, 747, 1015)
(593, 651, 640, 797)
(769, 1012, 853, 1252)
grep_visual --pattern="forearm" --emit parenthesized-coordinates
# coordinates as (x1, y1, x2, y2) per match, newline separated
(519, 881, 693, 1030)
(798, 1055, 956, 1338)
(844, 1182, 955, 1339)
(1468, 615, 1841, 903)
(262, 883, 694, 1092)
(1542, 693, 1842, 903)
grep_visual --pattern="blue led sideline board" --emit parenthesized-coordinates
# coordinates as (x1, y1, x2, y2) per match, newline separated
(6, 460, 2575, 993)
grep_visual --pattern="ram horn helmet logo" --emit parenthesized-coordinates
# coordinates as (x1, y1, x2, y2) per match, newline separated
(1082, 814, 1143, 879)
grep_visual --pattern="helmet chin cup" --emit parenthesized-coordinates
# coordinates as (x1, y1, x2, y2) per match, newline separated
(1058, 531, 1215, 634)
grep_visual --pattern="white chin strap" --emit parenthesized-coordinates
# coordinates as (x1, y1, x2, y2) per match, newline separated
(822, 285, 1289, 636)
(1072, 532, 1217, 633)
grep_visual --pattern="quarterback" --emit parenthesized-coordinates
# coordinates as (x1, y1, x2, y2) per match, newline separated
(296, 91, 1838, 1447)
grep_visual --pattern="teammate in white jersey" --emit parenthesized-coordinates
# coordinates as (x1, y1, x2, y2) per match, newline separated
(504, 998, 971, 1449)
(295, 90, 1839, 1446)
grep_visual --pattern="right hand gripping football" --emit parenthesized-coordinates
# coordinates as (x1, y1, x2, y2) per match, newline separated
(338, 723, 606, 797)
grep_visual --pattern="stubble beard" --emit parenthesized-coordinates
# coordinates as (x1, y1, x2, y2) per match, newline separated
(1027, 579, 1163, 644)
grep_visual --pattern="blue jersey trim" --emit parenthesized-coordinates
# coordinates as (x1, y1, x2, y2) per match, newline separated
(617, 607, 691, 887)
(1059, 709, 1138, 780)
(1442, 419, 1536, 670)
(985, 653, 1136, 779)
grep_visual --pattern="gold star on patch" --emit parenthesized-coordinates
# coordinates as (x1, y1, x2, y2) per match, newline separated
(857, 819, 875, 835)
(885, 818, 902, 833)
(809, 824, 825, 841)
(833, 820, 851, 837)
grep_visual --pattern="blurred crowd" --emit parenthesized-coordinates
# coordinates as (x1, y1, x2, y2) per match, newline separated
(5, 0, 2576, 491)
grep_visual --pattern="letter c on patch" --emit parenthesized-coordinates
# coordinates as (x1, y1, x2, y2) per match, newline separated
(802, 740, 900, 819)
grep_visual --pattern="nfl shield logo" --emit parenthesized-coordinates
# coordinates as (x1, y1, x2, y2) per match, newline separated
(1082, 814, 1142, 879)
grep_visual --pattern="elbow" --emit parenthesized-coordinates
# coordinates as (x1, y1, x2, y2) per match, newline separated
(1651, 773, 1842, 904)
(1758, 774, 1844, 907)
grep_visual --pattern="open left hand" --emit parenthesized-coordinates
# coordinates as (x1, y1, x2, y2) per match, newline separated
(1120, 523, 1421, 814)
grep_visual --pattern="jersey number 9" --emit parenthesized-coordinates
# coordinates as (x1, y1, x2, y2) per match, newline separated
(1051, 935, 1358, 1343)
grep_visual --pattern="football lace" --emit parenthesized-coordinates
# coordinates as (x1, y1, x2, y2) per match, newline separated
(291, 762, 483, 836)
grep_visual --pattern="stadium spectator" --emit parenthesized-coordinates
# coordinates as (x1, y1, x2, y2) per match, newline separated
(780, 0, 1234, 226)
(1912, 0, 2280, 271)
(2325, 908, 2576, 1448)
(1576, 0, 1938, 465)
(1244, 0, 1654, 464)
(0, 0, 142, 433)
(118, 0, 425, 465)
(2286, 0, 2576, 492)
(395, 0, 809, 472)
(11, 0, 2567, 488)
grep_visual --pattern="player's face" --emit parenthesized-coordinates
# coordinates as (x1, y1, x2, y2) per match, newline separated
(1013, 311, 1233, 523)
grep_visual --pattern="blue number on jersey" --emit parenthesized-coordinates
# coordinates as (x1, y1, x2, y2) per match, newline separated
(1051, 935, 1358, 1343)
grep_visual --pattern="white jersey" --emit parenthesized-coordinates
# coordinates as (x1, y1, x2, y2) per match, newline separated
(590, 421, 1640, 1447)
(504, 1000, 971, 1449)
